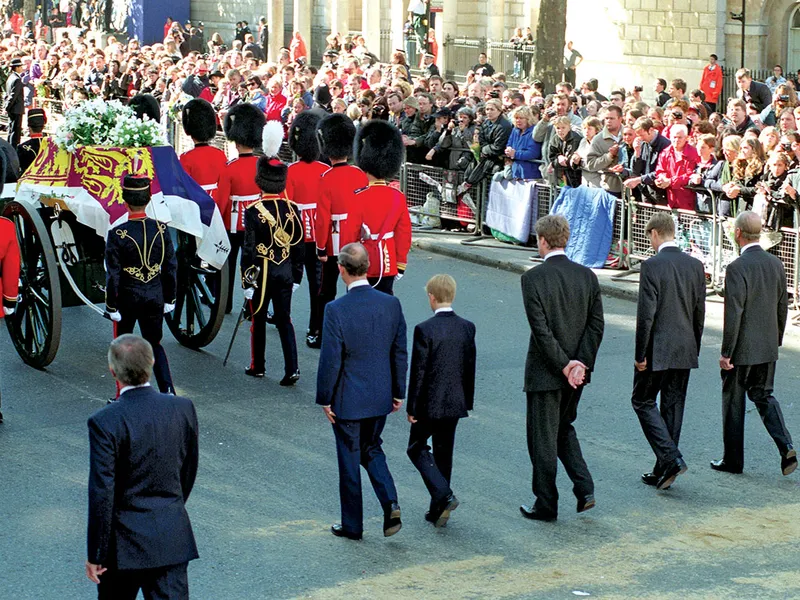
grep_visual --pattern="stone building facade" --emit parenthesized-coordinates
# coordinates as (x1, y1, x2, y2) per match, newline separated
(189, 0, 797, 93)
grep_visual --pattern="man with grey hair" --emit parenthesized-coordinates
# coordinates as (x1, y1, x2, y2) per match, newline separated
(714, 211, 797, 477)
(86, 334, 199, 598)
(316, 243, 408, 540)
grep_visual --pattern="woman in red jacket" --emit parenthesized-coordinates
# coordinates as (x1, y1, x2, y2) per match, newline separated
(653, 124, 700, 210)
(264, 76, 287, 122)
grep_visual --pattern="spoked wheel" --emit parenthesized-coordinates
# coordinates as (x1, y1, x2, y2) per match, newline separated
(2, 201, 62, 368)
(166, 230, 229, 349)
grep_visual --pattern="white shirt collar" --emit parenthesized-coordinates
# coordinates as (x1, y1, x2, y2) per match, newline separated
(434, 307, 454, 314)
(658, 240, 679, 252)
(741, 242, 761, 253)
(543, 249, 567, 261)
(347, 279, 370, 291)
(119, 382, 151, 396)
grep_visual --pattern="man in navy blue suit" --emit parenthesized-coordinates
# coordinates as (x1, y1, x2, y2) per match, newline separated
(316, 242, 408, 540)
(407, 274, 476, 528)
(86, 334, 199, 599)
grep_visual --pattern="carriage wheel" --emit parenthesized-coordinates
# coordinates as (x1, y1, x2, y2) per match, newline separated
(166, 230, 229, 349)
(2, 201, 62, 369)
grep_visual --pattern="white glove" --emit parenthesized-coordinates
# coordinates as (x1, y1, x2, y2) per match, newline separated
(108, 311, 122, 322)
(243, 288, 254, 300)
(395, 272, 404, 282)
(163, 303, 175, 314)
(292, 283, 300, 293)
(3, 306, 14, 316)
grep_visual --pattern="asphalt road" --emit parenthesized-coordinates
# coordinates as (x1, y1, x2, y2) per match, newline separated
(1, 248, 800, 600)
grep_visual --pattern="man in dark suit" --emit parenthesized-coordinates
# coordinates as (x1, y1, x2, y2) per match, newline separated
(632, 213, 706, 491)
(520, 215, 604, 522)
(316, 242, 408, 540)
(407, 274, 476, 528)
(735, 68, 773, 113)
(714, 211, 797, 476)
(86, 334, 199, 599)
(4, 58, 24, 147)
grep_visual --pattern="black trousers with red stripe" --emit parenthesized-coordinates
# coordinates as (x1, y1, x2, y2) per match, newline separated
(318, 258, 340, 331)
(114, 305, 174, 395)
(225, 231, 244, 314)
(304, 242, 323, 335)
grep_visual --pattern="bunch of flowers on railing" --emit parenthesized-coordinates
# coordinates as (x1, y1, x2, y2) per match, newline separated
(53, 98, 167, 152)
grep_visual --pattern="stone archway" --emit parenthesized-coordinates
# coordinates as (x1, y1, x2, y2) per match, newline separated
(763, 0, 800, 71)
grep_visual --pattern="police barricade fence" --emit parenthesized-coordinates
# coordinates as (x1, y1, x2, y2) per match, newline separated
(400, 162, 484, 231)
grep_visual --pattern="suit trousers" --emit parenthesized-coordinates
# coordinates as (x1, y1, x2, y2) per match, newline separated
(333, 416, 398, 534)
(721, 362, 793, 469)
(248, 284, 297, 376)
(367, 275, 395, 296)
(225, 231, 244, 313)
(114, 310, 173, 395)
(526, 388, 593, 516)
(7, 112, 21, 147)
(304, 241, 322, 334)
(631, 368, 690, 470)
(97, 561, 188, 600)
(318, 258, 340, 329)
(407, 418, 459, 506)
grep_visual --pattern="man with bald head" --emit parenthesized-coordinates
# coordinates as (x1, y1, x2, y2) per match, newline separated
(714, 211, 797, 477)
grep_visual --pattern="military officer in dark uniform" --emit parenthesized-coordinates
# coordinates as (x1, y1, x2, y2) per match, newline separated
(16, 107, 46, 174)
(4, 58, 25, 147)
(105, 174, 178, 395)
(242, 121, 304, 385)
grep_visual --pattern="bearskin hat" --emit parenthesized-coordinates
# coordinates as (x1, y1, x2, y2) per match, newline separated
(317, 113, 356, 160)
(355, 120, 403, 179)
(181, 98, 217, 142)
(223, 103, 265, 149)
(128, 94, 161, 123)
(121, 174, 152, 206)
(288, 112, 321, 161)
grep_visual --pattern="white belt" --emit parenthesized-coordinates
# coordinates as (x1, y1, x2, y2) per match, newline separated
(231, 194, 259, 202)
(369, 232, 394, 240)
(331, 213, 347, 221)
(297, 203, 317, 210)
(229, 194, 260, 232)
(201, 183, 218, 192)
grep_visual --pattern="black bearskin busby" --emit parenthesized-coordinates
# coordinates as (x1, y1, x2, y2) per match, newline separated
(316, 113, 356, 160)
(255, 121, 288, 194)
(181, 98, 217, 142)
(288, 111, 321, 162)
(355, 120, 404, 180)
(128, 94, 161, 123)
(121, 174, 152, 206)
(223, 103, 265, 149)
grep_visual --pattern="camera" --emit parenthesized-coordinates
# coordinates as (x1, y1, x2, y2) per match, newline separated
(783, 142, 792, 151)
(488, 91, 499, 99)
(672, 111, 683, 119)
(634, 85, 643, 92)
(780, 94, 790, 102)
(545, 107, 557, 118)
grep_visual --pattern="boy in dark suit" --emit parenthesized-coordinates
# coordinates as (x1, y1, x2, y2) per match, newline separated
(407, 274, 476, 528)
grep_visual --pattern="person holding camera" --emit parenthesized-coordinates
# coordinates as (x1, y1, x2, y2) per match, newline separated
(759, 84, 797, 128)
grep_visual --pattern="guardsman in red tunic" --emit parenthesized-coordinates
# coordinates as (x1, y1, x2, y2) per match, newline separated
(0, 207, 20, 423)
(217, 103, 265, 313)
(315, 114, 368, 329)
(354, 120, 412, 296)
(241, 122, 304, 384)
(179, 98, 227, 209)
(285, 111, 328, 348)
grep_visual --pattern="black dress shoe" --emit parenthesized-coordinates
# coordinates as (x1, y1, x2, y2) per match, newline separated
(641, 472, 660, 486)
(245, 367, 265, 378)
(430, 494, 459, 528)
(424, 511, 437, 524)
(576, 494, 595, 513)
(710, 459, 743, 474)
(330, 524, 362, 540)
(657, 457, 688, 490)
(782, 446, 797, 476)
(279, 371, 300, 386)
(383, 502, 402, 537)
(519, 504, 556, 522)
(306, 333, 321, 349)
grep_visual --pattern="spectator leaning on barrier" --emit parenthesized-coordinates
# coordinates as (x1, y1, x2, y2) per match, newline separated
(653, 124, 699, 210)
(503, 105, 541, 180)
(624, 117, 670, 202)
(572, 116, 603, 187)
(704, 134, 742, 217)
(478, 98, 513, 174)
(439, 106, 477, 171)
(549, 115, 582, 187)
(533, 92, 582, 179)
(585, 105, 623, 196)
(688, 133, 719, 213)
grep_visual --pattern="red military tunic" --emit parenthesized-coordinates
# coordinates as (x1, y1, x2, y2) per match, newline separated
(315, 163, 369, 257)
(216, 153, 261, 233)
(179, 143, 228, 209)
(358, 181, 412, 278)
(0, 216, 20, 315)
(285, 159, 329, 243)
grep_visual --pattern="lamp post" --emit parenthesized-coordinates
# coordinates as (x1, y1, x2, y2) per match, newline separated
(731, 2, 746, 69)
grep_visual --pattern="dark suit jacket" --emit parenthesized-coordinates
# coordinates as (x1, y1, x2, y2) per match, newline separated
(407, 311, 476, 420)
(87, 386, 199, 570)
(737, 80, 773, 113)
(521, 254, 605, 392)
(722, 245, 788, 365)
(316, 283, 408, 420)
(3, 72, 23, 115)
(635, 246, 706, 370)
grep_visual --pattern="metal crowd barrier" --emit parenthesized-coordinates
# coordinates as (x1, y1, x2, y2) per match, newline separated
(400, 162, 483, 231)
